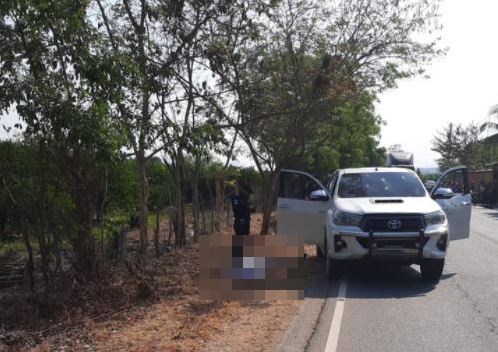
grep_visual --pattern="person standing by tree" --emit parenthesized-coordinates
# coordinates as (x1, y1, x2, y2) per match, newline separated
(231, 177, 253, 235)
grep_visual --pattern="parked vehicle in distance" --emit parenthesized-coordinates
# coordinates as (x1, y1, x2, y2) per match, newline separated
(424, 179, 436, 191)
(277, 166, 472, 282)
(387, 151, 415, 170)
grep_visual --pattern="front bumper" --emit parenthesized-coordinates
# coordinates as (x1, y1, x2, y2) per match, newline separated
(328, 224, 448, 262)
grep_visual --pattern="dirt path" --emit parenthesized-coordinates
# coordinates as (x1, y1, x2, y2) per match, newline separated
(47, 296, 301, 352)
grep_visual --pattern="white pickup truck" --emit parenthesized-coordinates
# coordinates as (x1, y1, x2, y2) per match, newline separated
(277, 166, 472, 283)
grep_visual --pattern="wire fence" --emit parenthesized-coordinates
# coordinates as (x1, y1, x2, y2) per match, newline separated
(0, 199, 236, 288)
(93, 199, 234, 270)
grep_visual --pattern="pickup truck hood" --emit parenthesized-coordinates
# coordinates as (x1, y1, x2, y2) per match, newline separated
(335, 197, 441, 215)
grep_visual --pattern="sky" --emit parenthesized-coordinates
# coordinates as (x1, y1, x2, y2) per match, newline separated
(2, 1, 498, 169)
(377, 0, 498, 168)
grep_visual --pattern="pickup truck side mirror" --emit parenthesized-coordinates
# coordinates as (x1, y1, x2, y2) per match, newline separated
(432, 187, 455, 200)
(309, 189, 329, 201)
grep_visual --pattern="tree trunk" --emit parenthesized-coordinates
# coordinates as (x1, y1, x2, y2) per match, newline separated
(201, 197, 206, 234)
(260, 171, 280, 235)
(174, 155, 186, 246)
(154, 209, 160, 257)
(168, 209, 174, 246)
(35, 220, 50, 289)
(192, 156, 201, 241)
(74, 224, 96, 276)
(176, 190, 186, 246)
(192, 183, 200, 240)
(64, 145, 98, 277)
(22, 225, 35, 293)
(137, 150, 149, 259)
(51, 222, 63, 275)
(118, 224, 126, 262)
(74, 195, 96, 276)
(214, 172, 225, 231)
(136, 5, 150, 259)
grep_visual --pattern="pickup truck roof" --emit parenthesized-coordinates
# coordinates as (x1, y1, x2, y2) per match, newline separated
(341, 167, 414, 174)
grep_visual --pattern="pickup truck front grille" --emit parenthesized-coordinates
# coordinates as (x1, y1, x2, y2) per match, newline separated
(360, 214, 425, 233)
(356, 236, 430, 250)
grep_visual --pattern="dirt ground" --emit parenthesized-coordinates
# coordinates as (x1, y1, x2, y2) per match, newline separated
(0, 215, 305, 352)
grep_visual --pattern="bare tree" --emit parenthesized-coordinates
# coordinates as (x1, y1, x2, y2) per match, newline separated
(94, 0, 221, 256)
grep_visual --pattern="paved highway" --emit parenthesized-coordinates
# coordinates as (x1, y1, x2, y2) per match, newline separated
(279, 206, 498, 352)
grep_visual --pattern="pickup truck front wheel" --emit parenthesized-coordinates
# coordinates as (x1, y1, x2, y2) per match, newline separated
(420, 259, 444, 283)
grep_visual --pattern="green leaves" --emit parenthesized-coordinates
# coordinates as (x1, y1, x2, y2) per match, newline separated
(431, 122, 490, 171)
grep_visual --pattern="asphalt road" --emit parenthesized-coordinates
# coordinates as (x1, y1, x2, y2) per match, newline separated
(279, 206, 498, 352)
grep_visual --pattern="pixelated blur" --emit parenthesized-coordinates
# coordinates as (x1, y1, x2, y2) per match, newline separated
(199, 235, 304, 300)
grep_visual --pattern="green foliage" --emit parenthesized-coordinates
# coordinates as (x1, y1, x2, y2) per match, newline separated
(106, 159, 139, 217)
(207, 0, 441, 177)
(325, 95, 386, 170)
(0, 0, 126, 272)
(147, 158, 174, 210)
(0, 239, 29, 256)
(419, 173, 441, 183)
(431, 122, 493, 171)
(0, 0, 445, 272)
(279, 92, 386, 176)
(0, 140, 77, 266)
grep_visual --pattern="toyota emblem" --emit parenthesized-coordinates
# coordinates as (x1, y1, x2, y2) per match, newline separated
(387, 219, 402, 230)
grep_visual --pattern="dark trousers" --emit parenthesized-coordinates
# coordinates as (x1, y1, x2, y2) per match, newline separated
(234, 217, 250, 235)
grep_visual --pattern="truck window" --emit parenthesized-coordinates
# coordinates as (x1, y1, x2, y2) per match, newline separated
(338, 172, 426, 198)
(438, 169, 466, 195)
(279, 172, 321, 200)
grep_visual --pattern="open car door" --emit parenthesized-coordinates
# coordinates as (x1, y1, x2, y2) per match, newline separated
(277, 170, 330, 246)
(431, 166, 472, 241)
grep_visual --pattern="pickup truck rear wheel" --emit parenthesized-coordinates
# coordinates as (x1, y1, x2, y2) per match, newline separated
(420, 259, 444, 283)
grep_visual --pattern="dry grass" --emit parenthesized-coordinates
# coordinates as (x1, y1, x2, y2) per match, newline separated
(1, 214, 303, 352)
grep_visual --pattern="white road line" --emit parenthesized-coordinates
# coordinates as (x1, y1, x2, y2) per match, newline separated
(324, 279, 348, 352)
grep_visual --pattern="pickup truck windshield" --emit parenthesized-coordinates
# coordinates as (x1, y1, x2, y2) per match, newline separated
(338, 172, 426, 198)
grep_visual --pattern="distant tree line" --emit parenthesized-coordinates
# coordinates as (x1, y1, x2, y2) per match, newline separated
(432, 107, 498, 171)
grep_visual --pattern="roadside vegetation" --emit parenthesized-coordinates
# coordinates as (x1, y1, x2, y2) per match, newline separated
(431, 121, 498, 171)
(0, 0, 444, 349)
(431, 107, 498, 206)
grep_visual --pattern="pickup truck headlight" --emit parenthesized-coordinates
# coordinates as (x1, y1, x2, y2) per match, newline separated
(424, 211, 446, 225)
(334, 211, 362, 226)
